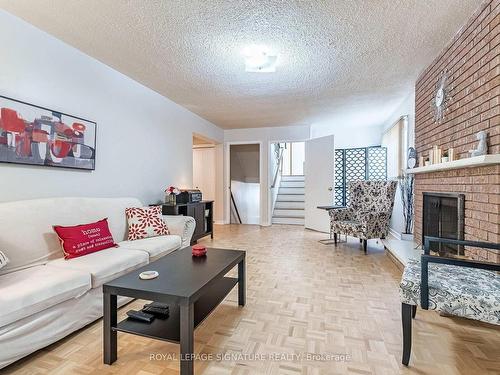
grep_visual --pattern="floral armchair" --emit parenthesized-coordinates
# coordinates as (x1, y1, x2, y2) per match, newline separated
(328, 180, 397, 252)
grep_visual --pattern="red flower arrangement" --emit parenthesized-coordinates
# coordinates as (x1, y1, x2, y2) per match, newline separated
(165, 186, 180, 195)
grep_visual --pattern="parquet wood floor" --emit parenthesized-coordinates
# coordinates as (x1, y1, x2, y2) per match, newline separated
(3, 224, 499, 375)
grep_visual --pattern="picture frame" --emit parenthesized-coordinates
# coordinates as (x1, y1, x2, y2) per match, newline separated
(0, 95, 96, 170)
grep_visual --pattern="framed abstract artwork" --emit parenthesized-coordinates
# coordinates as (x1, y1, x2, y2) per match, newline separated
(0, 95, 96, 170)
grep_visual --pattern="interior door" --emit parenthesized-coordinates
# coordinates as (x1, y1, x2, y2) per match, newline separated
(304, 135, 335, 232)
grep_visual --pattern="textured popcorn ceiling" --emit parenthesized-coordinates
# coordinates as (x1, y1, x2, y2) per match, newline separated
(0, 0, 480, 129)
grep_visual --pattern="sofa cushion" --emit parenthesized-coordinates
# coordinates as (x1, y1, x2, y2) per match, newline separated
(118, 235, 182, 258)
(53, 218, 118, 259)
(125, 206, 169, 241)
(48, 247, 148, 288)
(0, 265, 91, 327)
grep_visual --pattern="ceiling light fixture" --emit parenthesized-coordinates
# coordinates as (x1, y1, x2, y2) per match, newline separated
(242, 44, 278, 73)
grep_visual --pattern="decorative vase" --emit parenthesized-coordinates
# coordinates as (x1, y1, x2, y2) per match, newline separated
(192, 244, 207, 257)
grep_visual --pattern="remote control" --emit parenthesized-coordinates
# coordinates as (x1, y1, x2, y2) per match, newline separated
(143, 302, 170, 318)
(126, 310, 155, 323)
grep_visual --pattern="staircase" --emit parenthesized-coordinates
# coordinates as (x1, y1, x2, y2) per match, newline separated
(272, 175, 305, 225)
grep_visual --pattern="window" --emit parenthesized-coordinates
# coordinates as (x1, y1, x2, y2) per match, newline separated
(381, 116, 407, 178)
(334, 146, 387, 206)
(281, 142, 305, 175)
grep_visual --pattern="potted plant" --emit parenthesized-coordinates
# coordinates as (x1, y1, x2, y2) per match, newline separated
(399, 171, 414, 241)
(165, 186, 180, 205)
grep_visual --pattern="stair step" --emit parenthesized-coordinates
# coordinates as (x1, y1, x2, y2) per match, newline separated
(279, 187, 304, 195)
(276, 194, 304, 202)
(274, 201, 305, 209)
(281, 175, 304, 182)
(273, 209, 304, 217)
(280, 181, 304, 188)
(272, 217, 305, 225)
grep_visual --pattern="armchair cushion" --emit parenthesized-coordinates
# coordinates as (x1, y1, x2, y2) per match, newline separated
(358, 210, 392, 238)
(356, 210, 390, 224)
(328, 207, 354, 221)
(328, 180, 397, 241)
(400, 258, 500, 325)
(333, 220, 366, 238)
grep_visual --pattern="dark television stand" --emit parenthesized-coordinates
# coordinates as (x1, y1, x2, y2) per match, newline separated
(160, 201, 214, 244)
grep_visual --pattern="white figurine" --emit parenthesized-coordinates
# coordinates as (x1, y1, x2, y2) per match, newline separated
(469, 131, 488, 157)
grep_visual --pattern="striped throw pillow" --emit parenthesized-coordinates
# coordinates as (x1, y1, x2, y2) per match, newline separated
(0, 251, 9, 269)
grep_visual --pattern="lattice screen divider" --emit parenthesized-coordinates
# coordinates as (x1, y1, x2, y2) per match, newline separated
(334, 146, 387, 206)
(334, 149, 345, 206)
(344, 148, 366, 205)
(367, 147, 387, 180)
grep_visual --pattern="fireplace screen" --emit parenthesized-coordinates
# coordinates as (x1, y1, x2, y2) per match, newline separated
(422, 192, 465, 256)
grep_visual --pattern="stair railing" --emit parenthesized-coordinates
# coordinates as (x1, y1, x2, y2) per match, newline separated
(230, 190, 242, 224)
(271, 145, 285, 189)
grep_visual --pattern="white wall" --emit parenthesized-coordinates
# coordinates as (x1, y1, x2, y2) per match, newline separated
(214, 144, 224, 223)
(230, 181, 260, 224)
(291, 142, 305, 175)
(310, 123, 383, 148)
(310, 92, 415, 238)
(382, 92, 415, 147)
(0, 11, 223, 204)
(282, 142, 305, 175)
(193, 147, 216, 200)
(381, 91, 416, 237)
(230, 144, 260, 183)
(224, 125, 310, 225)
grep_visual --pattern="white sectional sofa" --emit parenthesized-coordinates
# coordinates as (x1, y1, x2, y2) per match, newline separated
(0, 197, 196, 369)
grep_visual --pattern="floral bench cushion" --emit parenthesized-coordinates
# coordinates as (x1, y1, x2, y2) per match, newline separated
(400, 258, 500, 325)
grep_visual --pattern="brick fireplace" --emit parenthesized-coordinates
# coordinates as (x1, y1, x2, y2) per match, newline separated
(413, 0, 499, 262)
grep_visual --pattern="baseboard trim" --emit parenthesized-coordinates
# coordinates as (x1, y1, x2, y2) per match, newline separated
(388, 227, 401, 240)
(384, 246, 404, 271)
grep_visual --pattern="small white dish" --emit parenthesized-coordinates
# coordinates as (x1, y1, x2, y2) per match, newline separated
(139, 270, 159, 280)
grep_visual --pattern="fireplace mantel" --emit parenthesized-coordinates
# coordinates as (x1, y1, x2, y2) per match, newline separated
(407, 154, 500, 174)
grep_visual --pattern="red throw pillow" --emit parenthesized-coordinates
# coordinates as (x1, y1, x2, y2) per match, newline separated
(125, 206, 169, 241)
(53, 218, 118, 259)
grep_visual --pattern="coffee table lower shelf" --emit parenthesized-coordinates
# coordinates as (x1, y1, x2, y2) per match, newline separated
(112, 276, 238, 343)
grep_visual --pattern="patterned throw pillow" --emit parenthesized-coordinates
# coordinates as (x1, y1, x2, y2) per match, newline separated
(0, 250, 9, 269)
(125, 206, 169, 241)
(53, 218, 118, 259)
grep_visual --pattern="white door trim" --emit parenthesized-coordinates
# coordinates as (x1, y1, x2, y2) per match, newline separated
(224, 141, 264, 225)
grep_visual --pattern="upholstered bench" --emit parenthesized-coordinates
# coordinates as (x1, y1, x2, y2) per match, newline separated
(399, 237, 500, 366)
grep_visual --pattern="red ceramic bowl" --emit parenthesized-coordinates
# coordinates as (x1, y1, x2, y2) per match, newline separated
(192, 244, 207, 257)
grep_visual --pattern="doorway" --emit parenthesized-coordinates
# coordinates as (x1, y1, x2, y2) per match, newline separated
(270, 142, 305, 225)
(192, 134, 216, 202)
(229, 144, 260, 224)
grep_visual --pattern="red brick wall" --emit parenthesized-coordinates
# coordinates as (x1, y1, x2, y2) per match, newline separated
(414, 0, 499, 262)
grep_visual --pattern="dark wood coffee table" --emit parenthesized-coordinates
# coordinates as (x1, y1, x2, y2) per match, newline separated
(102, 247, 245, 375)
